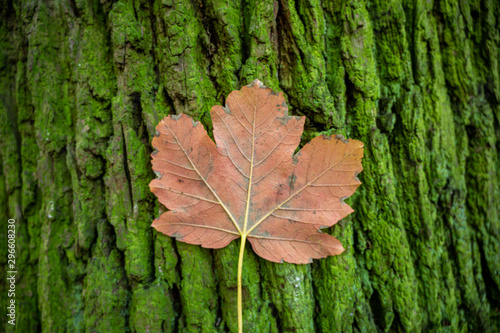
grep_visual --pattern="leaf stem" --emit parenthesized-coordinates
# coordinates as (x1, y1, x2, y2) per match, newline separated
(237, 235, 246, 333)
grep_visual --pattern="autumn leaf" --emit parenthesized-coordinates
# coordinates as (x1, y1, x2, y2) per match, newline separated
(150, 80, 363, 332)
(150, 79, 364, 264)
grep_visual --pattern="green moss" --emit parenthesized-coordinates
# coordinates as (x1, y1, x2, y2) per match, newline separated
(277, 0, 342, 128)
(153, 0, 218, 124)
(312, 218, 360, 333)
(202, 0, 244, 97)
(154, 233, 180, 288)
(130, 282, 175, 332)
(214, 241, 279, 333)
(84, 221, 130, 332)
(176, 243, 224, 332)
(239, 0, 280, 89)
(259, 261, 316, 332)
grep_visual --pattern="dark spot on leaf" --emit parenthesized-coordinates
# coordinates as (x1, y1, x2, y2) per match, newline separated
(289, 174, 297, 190)
(178, 179, 183, 183)
(277, 116, 292, 124)
(259, 230, 271, 237)
(171, 231, 183, 239)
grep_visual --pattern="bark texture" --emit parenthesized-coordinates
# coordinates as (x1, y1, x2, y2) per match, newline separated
(1, 0, 499, 332)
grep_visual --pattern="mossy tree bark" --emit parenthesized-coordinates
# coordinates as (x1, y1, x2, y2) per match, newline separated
(1, 0, 499, 332)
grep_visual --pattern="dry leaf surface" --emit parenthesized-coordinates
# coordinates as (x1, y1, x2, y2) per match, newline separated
(150, 80, 363, 264)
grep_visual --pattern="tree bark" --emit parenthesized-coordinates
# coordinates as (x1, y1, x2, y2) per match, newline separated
(1, 0, 499, 332)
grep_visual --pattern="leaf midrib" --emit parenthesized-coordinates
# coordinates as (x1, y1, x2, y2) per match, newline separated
(241, 91, 257, 236)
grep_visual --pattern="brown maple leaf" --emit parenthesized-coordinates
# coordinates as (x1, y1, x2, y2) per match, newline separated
(149, 79, 364, 264)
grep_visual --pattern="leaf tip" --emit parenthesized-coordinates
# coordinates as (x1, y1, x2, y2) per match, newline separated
(248, 79, 264, 88)
(335, 134, 349, 144)
(354, 172, 361, 183)
(151, 217, 162, 228)
(222, 106, 231, 115)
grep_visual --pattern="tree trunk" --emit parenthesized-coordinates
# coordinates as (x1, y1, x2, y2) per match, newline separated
(1, 0, 499, 332)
